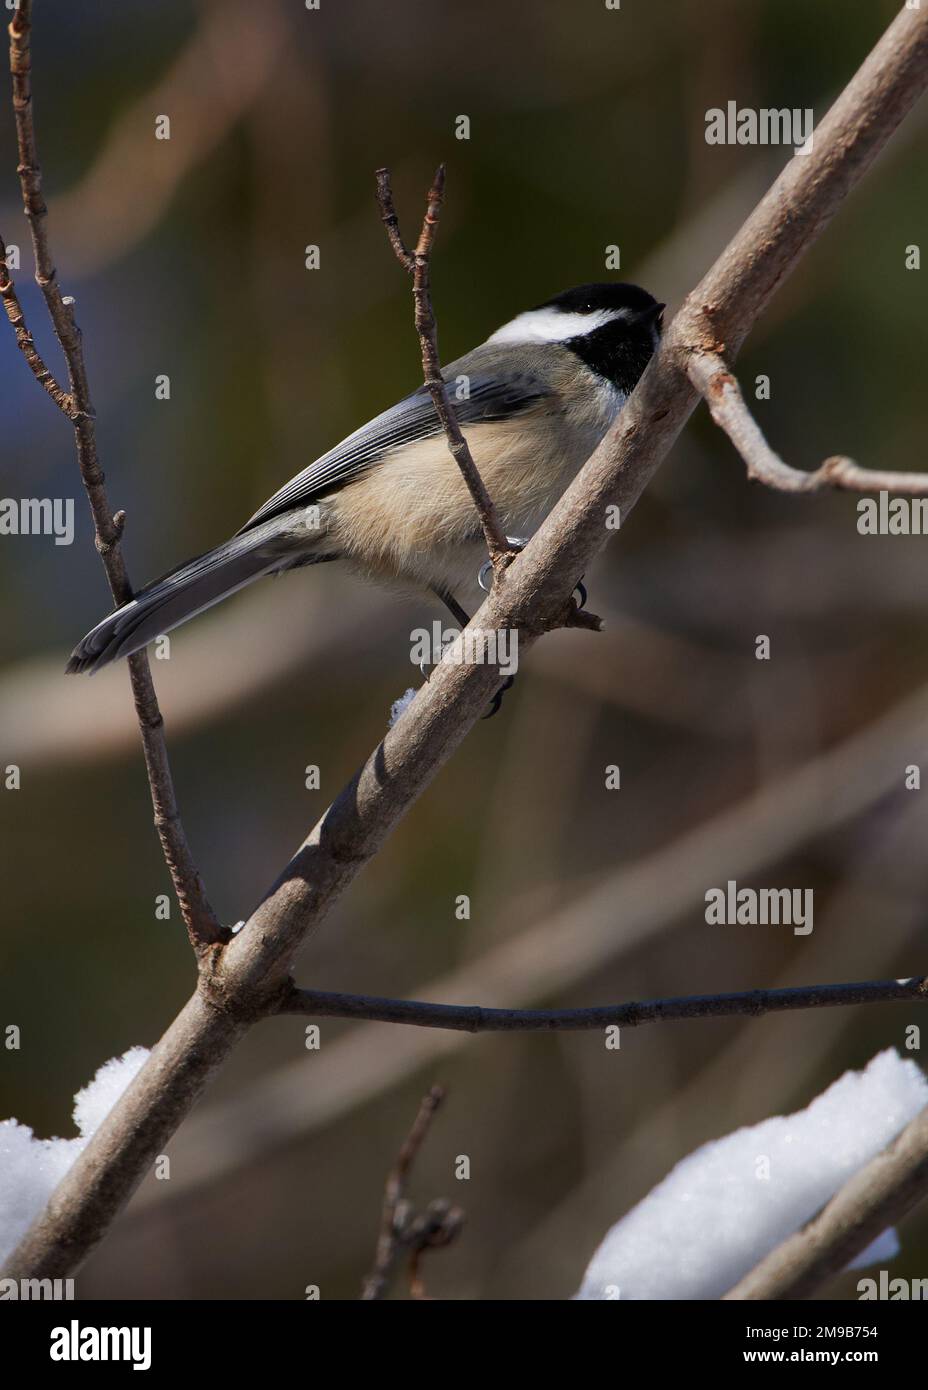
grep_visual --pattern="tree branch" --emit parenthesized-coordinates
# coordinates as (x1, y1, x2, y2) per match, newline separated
(689, 352, 928, 494)
(724, 1100, 928, 1300)
(119, 674, 928, 1221)
(4, 1, 928, 1286)
(360, 1085, 462, 1300)
(375, 164, 516, 573)
(5, 0, 222, 951)
(277, 976, 928, 1033)
(0, 233, 71, 410)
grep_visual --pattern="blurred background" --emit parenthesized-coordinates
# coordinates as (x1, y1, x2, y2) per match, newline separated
(1, 0, 927, 1299)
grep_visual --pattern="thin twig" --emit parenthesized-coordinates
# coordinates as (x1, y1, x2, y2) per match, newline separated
(375, 164, 515, 575)
(725, 1100, 928, 1300)
(278, 975, 928, 1033)
(690, 352, 928, 494)
(0, 233, 71, 410)
(360, 1085, 462, 1300)
(5, 0, 222, 951)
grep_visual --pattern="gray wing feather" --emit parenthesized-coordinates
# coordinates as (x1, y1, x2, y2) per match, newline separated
(237, 361, 551, 536)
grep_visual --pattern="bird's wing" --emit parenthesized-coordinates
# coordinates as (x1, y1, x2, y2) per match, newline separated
(236, 365, 552, 535)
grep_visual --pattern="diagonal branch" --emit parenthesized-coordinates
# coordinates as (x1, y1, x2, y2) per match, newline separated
(724, 1100, 928, 1300)
(277, 975, 928, 1033)
(5, 0, 222, 951)
(376, 165, 515, 574)
(3, 1, 928, 1286)
(689, 352, 928, 495)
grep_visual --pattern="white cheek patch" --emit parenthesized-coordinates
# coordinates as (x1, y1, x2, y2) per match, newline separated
(487, 307, 623, 346)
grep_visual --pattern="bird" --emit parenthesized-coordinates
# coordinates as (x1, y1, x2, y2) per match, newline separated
(66, 282, 664, 675)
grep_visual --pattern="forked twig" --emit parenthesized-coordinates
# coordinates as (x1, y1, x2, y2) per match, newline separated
(375, 164, 515, 578)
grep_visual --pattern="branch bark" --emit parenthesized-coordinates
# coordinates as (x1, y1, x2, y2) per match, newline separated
(3, 1, 928, 1286)
(5, 0, 222, 950)
(724, 1101, 928, 1300)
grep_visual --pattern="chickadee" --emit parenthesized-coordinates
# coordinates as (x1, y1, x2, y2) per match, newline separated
(67, 282, 663, 674)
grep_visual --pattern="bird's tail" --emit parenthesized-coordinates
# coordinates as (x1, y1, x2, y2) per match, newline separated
(66, 520, 312, 674)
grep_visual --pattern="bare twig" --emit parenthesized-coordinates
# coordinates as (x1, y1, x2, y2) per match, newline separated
(725, 1100, 928, 1300)
(375, 165, 515, 575)
(4, 1, 927, 1285)
(0, 233, 70, 410)
(278, 975, 928, 1033)
(375, 167, 414, 272)
(360, 1085, 463, 1300)
(5, 0, 221, 951)
(690, 352, 928, 494)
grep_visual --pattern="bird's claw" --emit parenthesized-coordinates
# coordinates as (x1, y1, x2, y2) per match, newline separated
(477, 536, 529, 594)
(483, 674, 515, 719)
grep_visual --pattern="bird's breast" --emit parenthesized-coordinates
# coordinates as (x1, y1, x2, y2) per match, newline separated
(325, 380, 620, 590)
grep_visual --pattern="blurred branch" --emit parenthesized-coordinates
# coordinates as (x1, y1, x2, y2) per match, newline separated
(690, 353, 928, 494)
(0, 578, 384, 769)
(360, 1085, 463, 1300)
(279, 975, 928, 1032)
(375, 165, 515, 574)
(725, 1101, 928, 1300)
(11, 0, 290, 279)
(4, 0, 222, 951)
(4, 1, 928, 1285)
(0, 599, 748, 770)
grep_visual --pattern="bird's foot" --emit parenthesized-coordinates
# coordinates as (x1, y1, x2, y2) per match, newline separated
(483, 674, 515, 720)
(477, 536, 529, 594)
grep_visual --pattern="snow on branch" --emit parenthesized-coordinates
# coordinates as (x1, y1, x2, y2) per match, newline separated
(577, 1051, 927, 1301)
